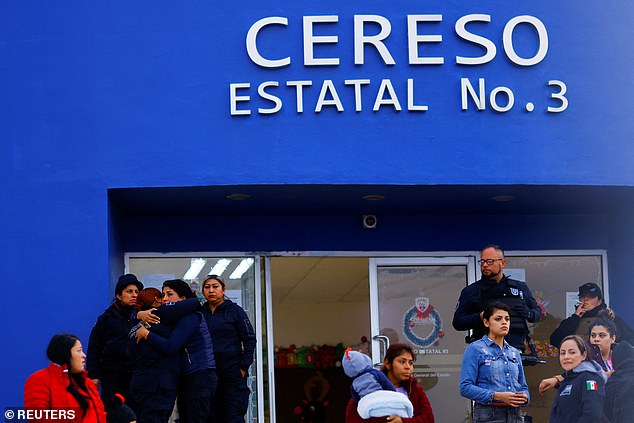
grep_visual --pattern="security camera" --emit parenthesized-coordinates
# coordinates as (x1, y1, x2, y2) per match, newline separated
(363, 215, 377, 229)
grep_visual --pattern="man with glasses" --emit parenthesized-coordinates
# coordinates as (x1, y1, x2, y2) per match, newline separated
(452, 245, 543, 351)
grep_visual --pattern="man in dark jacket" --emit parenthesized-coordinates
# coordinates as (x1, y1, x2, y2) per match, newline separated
(453, 244, 543, 351)
(87, 274, 143, 403)
(604, 341, 634, 423)
(550, 282, 634, 348)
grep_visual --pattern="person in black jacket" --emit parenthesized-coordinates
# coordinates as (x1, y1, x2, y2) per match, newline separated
(87, 274, 143, 403)
(550, 282, 634, 349)
(135, 279, 217, 423)
(604, 340, 634, 423)
(453, 245, 543, 351)
(129, 287, 200, 423)
(549, 335, 608, 423)
(202, 275, 256, 423)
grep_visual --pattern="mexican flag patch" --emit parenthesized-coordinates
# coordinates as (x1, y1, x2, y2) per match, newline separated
(586, 380, 598, 391)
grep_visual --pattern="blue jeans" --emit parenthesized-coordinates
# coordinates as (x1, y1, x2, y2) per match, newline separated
(473, 404, 524, 423)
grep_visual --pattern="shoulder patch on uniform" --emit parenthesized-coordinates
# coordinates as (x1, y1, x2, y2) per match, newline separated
(455, 301, 460, 310)
(586, 380, 598, 391)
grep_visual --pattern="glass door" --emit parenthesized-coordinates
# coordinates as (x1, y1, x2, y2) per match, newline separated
(369, 257, 476, 423)
(127, 254, 265, 423)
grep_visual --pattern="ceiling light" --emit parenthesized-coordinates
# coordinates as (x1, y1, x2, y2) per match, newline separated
(183, 258, 207, 280)
(229, 258, 255, 279)
(362, 194, 385, 201)
(208, 259, 232, 277)
(226, 193, 251, 201)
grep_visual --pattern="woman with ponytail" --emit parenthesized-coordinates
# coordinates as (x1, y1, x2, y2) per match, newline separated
(24, 333, 107, 423)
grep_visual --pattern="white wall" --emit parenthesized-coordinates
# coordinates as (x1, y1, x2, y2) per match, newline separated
(273, 301, 370, 347)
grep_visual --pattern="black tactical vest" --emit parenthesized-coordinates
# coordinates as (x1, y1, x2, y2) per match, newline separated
(479, 277, 529, 336)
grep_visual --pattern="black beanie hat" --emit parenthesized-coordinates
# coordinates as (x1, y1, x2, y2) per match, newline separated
(106, 394, 137, 423)
(46, 334, 80, 366)
(115, 274, 143, 296)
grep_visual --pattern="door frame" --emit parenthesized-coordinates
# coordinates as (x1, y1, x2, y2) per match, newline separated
(124, 252, 266, 423)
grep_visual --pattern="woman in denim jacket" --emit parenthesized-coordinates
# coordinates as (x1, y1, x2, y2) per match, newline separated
(459, 302, 529, 423)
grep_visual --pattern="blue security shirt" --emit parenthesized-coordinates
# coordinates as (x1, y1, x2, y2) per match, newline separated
(459, 335, 529, 405)
(202, 299, 256, 374)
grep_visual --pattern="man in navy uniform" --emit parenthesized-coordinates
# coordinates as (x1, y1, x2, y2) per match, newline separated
(453, 244, 543, 351)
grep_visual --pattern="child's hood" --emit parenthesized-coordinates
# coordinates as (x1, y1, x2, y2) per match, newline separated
(342, 349, 373, 377)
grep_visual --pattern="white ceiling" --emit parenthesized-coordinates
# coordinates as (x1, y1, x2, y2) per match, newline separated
(128, 256, 371, 304)
(270, 257, 369, 304)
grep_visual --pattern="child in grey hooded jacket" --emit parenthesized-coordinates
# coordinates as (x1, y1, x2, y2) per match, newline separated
(342, 348, 413, 419)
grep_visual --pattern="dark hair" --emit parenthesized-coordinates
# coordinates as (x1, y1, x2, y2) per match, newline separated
(597, 307, 615, 320)
(46, 334, 89, 413)
(136, 287, 162, 311)
(589, 317, 617, 338)
(482, 244, 505, 257)
(382, 343, 416, 375)
(482, 302, 511, 321)
(162, 279, 195, 299)
(47, 333, 80, 365)
(203, 274, 226, 290)
(560, 335, 590, 361)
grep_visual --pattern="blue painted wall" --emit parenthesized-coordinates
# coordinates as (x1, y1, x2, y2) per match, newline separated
(3, 1, 634, 188)
(2, 0, 634, 406)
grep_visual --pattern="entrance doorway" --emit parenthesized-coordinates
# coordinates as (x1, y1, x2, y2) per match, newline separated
(269, 257, 369, 423)
(127, 250, 608, 423)
(268, 255, 476, 423)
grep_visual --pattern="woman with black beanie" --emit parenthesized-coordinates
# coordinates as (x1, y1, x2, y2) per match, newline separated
(87, 274, 143, 403)
(25, 333, 107, 423)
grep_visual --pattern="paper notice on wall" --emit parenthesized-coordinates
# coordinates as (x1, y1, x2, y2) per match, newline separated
(505, 268, 526, 282)
(566, 292, 579, 318)
(141, 274, 175, 289)
(225, 289, 242, 308)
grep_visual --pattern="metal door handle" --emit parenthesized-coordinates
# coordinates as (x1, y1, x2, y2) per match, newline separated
(372, 335, 390, 367)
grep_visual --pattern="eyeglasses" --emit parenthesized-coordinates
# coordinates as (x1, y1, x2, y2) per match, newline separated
(478, 258, 504, 266)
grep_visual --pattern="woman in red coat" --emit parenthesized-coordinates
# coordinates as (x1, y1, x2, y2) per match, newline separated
(24, 333, 107, 423)
(345, 343, 434, 423)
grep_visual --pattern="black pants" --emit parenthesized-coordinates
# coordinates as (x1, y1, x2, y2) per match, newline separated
(133, 388, 177, 423)
(100, 368, 132, 407)
(178, 369, 217, 423)
(208, 367, 250, 423)
(139, 409, 172, 423)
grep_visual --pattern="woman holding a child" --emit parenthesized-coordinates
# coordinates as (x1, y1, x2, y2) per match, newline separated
(345, 343, 434, 423)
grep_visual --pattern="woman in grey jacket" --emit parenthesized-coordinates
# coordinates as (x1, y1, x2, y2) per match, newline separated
(549, 335, 608, 423)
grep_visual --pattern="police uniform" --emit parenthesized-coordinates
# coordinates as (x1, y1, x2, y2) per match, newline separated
(549, 360, 608, 423)
(452, 275, 543, 350)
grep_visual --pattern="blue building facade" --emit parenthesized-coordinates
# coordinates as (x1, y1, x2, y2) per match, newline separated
(2, 0, 634, 412)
